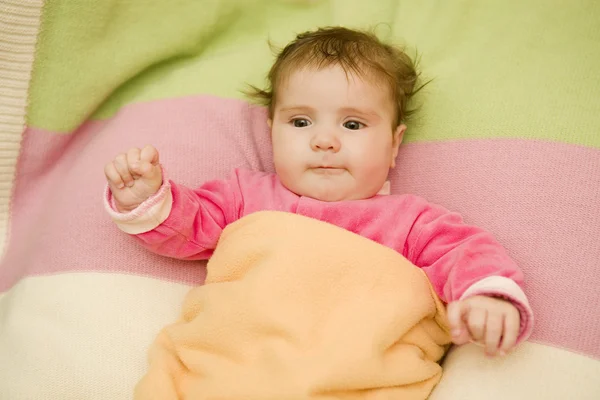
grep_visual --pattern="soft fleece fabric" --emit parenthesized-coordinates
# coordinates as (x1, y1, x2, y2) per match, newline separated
(134, 211, 453, 399)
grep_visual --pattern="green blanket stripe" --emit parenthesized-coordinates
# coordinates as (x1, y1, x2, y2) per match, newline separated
(28, 1, 600, 148)
(27, 0, 271, 132)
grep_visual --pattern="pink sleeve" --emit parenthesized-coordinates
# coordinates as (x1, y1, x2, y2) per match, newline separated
(406, 200, 534, 343)
(105, 171, 242, 261)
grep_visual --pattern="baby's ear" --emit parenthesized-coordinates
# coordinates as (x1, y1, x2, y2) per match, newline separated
(390, 124, 407, 168)
(393, 124, 407, 147)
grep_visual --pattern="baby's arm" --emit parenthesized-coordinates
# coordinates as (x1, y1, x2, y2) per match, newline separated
(405, 199, 533, 355)
(104, 146, 239, 260)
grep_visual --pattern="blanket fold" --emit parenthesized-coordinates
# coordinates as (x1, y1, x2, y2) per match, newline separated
(135, 211, 451, 399)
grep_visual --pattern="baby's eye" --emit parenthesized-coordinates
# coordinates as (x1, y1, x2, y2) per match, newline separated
(291, 118, 311, 128)
(343, 120, 364, 130)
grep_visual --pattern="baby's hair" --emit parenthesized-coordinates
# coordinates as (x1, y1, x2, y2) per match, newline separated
(246, 26, 428, 127)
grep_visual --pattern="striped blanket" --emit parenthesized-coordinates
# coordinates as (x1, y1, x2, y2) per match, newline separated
(0, 1, 598, 399)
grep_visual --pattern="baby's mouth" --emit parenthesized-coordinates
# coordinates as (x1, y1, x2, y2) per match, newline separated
(311, 166, 346, 175)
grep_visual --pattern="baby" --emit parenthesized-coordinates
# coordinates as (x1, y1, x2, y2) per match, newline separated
(104, 27, 533, 357)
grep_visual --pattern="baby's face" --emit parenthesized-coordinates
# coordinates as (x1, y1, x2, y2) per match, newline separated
(269, 65, 405, 202)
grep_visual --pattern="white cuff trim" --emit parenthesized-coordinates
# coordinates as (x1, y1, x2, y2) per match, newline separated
(104, 181, 173, 235)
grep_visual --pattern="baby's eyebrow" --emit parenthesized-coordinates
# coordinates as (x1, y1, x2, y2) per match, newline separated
(339, 107, 381, 120)
(278, 105, 316, 114)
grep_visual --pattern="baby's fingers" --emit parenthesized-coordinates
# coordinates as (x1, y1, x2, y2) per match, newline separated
(447, 301, 471, 345)
(499, 308, 520, 355)
(466, 307, 487, 343)
(133, 161, 153, 176)
(113, 154, 134, 187)
(131, 145, 161, 180)
(484, 313, 503, 356)
(104, 162, 124, 189)
(127, 148, 142, 176)
(140, 144, 159, 165)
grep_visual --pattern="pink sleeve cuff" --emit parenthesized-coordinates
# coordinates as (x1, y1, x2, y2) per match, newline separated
(460, 276, 534, 344)
(103, 172, 173, 235)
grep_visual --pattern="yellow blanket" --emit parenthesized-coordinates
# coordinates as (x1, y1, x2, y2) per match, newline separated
(135, 211, 452, 399)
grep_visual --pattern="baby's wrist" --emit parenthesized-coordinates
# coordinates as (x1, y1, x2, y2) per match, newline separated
(115, 202, 138, 213)
(113, 197, 148, 213)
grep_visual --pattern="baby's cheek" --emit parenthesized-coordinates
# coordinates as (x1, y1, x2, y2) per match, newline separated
(360, 157, 390, 177)
(275, 153, 305, 184)
(358, 160, 392, 190)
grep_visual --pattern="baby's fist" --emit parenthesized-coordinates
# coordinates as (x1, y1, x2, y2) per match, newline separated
(104, 145, 163, 212)
(447, 295, 520, 357)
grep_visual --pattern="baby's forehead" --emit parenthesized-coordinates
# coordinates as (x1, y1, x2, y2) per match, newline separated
(271, 76, 395, 124)
(280, 63, 388, 86)
(275, 65, 395, 106)
(281, 64, 388, 92)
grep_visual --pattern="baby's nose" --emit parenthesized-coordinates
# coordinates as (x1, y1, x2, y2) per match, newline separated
(311, 132, 341, 152)
(316, 141, 335, 150)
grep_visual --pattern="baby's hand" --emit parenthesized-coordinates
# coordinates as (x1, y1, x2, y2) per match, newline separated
(104, 145, 163, 212)
(447, 295, 520, 357)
